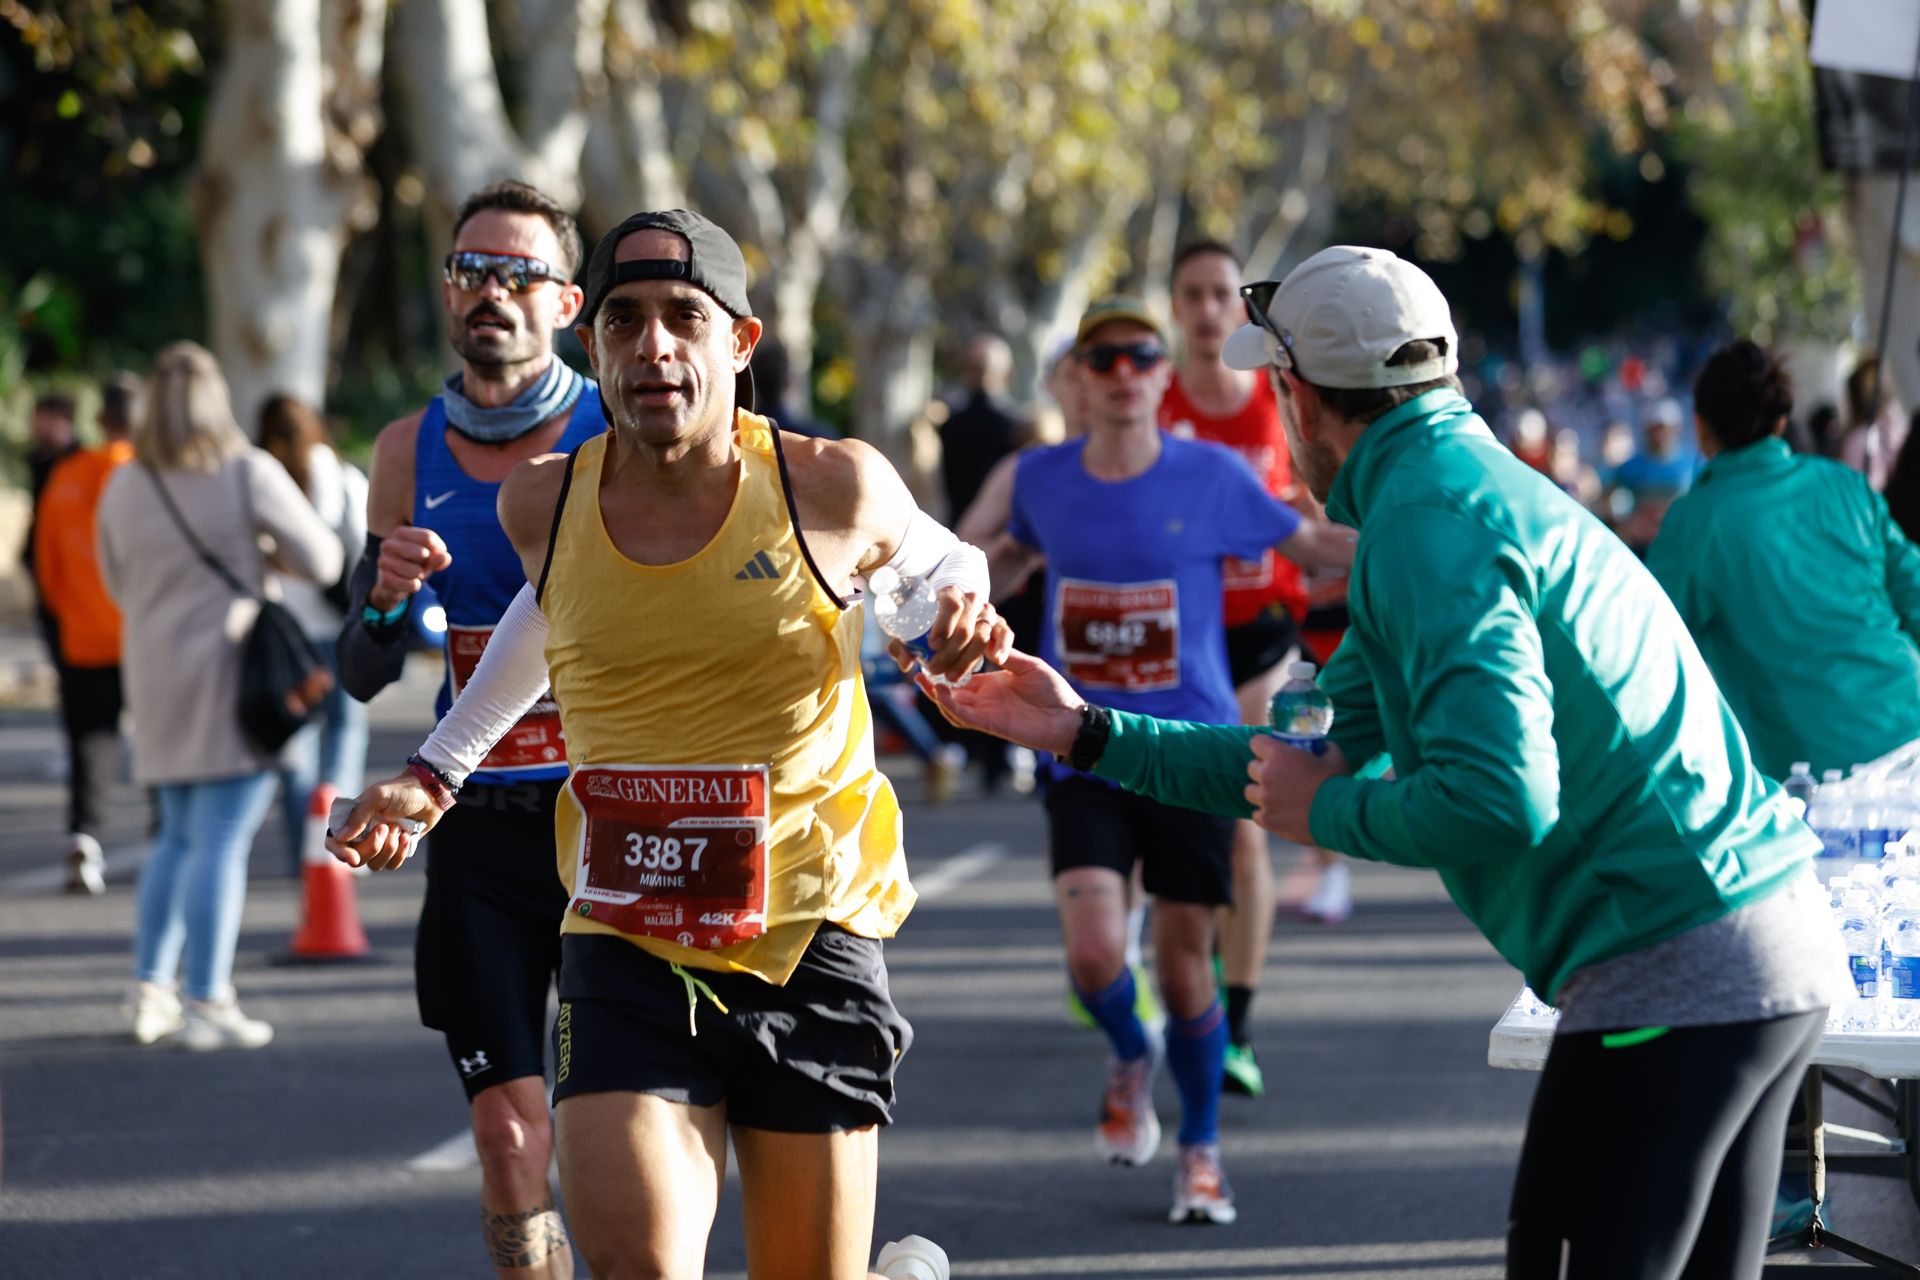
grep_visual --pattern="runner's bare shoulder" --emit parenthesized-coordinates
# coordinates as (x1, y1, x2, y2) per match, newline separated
(498, 452, 575, 562)
(366, 407, 429, 532)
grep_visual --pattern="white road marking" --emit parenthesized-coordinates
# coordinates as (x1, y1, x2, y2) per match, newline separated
(401, 842, 1007, 1173)
(910, 842, 1005, 901)
(404, 1128, 477, 1172)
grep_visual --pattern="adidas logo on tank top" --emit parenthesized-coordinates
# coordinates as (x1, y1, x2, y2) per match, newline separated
(734, 550, 781, 580)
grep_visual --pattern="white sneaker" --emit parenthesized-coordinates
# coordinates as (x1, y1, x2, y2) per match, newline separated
(1097, 1021, 1164, 1166)
(179, 993, 274, 1051)
(66, 832, 105, 896)
(1169, 1142, 1237, 1224)
(1301, 862, 1352, 924)
(128, 981, 184, 1045)
(875, 1234, 950, 1280)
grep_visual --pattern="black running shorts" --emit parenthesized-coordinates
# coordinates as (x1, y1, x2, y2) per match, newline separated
(1044, 771, 1236, 906)
(1224, 601, 1300, 689)
(415, 778, 568, 1100)
(551, 925, 912, 1133)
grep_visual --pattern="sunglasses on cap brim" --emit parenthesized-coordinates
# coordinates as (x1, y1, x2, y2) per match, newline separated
(1079, 342, 1167, 374)
(1239, 280, 1300, 374)
(444, 250, 571, 294)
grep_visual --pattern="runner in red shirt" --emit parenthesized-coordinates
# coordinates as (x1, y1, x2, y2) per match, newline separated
(1159, 241, 1354, 1100)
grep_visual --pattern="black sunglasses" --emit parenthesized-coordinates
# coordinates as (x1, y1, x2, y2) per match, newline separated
(444, 250, 571, 294)
(1239, 280, 1300, 375)
(1080, 342, 1167, 374)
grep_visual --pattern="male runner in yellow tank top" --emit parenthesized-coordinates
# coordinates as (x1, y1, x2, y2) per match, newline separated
(328, 210, 1009, 1280)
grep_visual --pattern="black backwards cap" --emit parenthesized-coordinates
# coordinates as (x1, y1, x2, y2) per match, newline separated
(578, 209, 757, 412)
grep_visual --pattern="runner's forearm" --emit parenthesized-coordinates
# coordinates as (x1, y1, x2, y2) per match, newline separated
(1091, 711, 1261, 821)
(337, 535, 410, 701)
(417, 583, 551, 787)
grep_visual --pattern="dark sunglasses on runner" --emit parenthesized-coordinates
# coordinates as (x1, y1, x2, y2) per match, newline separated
(1239, 279, 1300, 374)
(443, 250, 571, 294)
(1080, 341, 1167, 374)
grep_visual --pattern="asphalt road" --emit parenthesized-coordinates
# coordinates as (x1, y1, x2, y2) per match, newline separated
(2, 654, 1916, 1277)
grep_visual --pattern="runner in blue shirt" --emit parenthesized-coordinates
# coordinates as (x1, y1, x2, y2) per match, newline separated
(335, 180, 598, 1280)
(989, 296, 1354, 1225)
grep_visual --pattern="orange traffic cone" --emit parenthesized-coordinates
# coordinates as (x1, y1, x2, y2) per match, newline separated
(284, 783, 372, 961)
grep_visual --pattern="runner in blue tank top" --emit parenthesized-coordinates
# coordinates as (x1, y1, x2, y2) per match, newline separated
(335, 180, 594, 1280)
(989, 296, 1354, 1227)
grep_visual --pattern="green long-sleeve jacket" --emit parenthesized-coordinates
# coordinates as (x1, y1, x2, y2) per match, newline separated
(1091, 389, 1815, 1001)
(1645, 436, 1920, 779)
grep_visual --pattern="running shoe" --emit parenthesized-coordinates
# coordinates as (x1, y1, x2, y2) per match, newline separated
(1097, 1023, 1163, 1166)
(179, 994, 274, 1051)
(875, 1234, 950, 1280)
(1221, 1041, 1265, 1097)
(1301, 862, 1352, 924)
(926, 744, 967, 805)
(66, 832, 105, 896)
(1169, 1142, 1237, 1224)
(128, 980, 184, 1045)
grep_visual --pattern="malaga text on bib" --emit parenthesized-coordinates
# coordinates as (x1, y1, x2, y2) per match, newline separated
(566, 764, 770, 949)
(447, 624, 566, 772)
(1055, 577, 1180, 692)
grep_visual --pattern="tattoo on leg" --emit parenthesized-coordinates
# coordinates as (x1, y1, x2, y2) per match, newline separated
(483, 1202, 570, 1269)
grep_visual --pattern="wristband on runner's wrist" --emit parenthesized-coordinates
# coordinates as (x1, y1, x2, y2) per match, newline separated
(406, 753, 460, 809)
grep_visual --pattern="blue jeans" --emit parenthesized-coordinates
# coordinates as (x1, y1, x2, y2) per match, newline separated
(134, 771, 279, 1001)
(275, 638, 370, 865)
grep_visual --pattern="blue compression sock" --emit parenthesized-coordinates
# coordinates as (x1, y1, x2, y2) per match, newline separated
(1167, 1002, 1227, 1146)
(1074, 968, 1149, 1062)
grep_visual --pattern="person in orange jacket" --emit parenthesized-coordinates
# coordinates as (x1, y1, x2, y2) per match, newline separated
(35, 372, 140, 894)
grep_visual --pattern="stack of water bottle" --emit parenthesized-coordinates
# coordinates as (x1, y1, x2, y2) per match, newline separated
(1800, 752, 1920, 1033)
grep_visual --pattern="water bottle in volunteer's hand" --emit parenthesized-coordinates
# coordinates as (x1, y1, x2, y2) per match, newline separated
(1269, 661, 1333, 755)
(869, 566, 970, 685)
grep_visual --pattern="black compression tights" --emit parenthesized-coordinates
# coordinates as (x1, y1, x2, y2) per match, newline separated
(1507, 1009, 1824, 1280)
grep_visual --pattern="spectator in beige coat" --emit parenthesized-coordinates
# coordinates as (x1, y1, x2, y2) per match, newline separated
(97, 342, 342, 1050)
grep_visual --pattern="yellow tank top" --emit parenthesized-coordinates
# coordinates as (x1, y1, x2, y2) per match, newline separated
(543, 414, 910, 983)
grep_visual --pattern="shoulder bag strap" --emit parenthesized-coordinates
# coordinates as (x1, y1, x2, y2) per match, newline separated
(144, 463, 258, 602)
(533, 447, 581, 609)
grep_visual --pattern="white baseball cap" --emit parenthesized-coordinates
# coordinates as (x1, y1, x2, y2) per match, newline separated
(1223, 245, 1459, 390)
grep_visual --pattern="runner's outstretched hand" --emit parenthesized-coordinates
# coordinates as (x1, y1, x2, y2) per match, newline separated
(325, 774, 448, 871)
(900, 646, 1085, 756)
(919, 586, 1015, 682)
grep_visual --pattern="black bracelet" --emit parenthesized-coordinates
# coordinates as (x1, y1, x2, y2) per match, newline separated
(1066, 703, 1113, 772)
(405, 752, 462, 799)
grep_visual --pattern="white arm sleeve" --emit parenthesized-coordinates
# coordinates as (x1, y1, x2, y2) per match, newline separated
(417, 584, 552, 788)
(882, 509, 989, 597)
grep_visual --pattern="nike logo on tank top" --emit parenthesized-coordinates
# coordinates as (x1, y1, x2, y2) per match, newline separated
(414, 383, 605, 785)
(542, 416, 909, 985)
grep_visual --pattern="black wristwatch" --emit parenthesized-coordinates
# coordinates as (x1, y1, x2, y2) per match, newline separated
(1066, 703, 1113, 772)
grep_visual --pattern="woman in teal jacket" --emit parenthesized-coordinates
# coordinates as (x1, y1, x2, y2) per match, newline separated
(1646, 340, 1920, 780)
(907, 246, 1850, 1279)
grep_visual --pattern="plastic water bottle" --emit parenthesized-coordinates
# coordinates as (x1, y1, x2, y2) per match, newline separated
(1885, 880, 1920, 1031)
(1861, 782, 1899, 863)
(1268, 661, 1334, 755)
(1783, 761, 1816, 817)
(868, 566, 973, 685)
(1839, 888, 1882, 1030)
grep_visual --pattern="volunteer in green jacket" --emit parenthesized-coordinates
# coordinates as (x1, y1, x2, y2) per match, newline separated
(1648, 339, 1920, 780)
(909, 246, 1848, 1280)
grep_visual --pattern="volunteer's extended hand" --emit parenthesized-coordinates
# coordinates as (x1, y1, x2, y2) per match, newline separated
(325, 774, 448, 871)
(903, 647, 1086, 757)
(1244, 733, 1349, 844)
